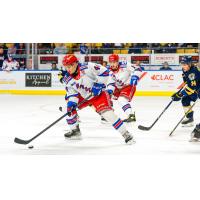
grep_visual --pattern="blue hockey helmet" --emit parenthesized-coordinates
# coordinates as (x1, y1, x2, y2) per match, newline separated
(180, 56, 192, 65)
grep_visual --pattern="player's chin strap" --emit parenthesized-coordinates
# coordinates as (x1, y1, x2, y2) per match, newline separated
(14, 94, 93, 145)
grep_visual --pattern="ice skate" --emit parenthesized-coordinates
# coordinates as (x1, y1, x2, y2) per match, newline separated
(123, 113, 136, 123)
(122, 131, 136, 145)
(100, 116, 110, 124)
(181, 117, 194, 127)
(189, 124, 200, 142)
(64, 125, 82, 140)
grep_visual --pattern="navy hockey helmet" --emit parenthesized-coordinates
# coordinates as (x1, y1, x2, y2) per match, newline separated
(180, 56, 192, 65)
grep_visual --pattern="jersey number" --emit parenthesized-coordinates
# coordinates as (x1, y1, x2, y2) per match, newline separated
(191, 80, 196, 86)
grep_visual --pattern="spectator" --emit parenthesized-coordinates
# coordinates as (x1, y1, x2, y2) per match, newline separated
(71, 43, 79, 53)
(42, 43, 53, 54)
(114, 43, 124, 49)
(1, 43, 8, 55)
(161, 43, 176, 53)
(102, 43, 113, 54)
(152, 43, 163, 53)
(102, 61, 108, 68)
(7, 43, 17, 55)
(160, 62, 172, 70)
(91, 46, 99, 54)
(16, 43, 26, 69)
(0, 46, 6, 70)
(80, 43, 89, 54)
(53, 43, 67, 54)
(103, 43, 112, 48)
(2, 54, 19, 71)
(16, 43, 26, 54)
(14, 43, 20, 49)
(129, 43, 142, 54)
(135, 60, 145, 70)
(38, 43, 45, 54)
(51, 63, 59, 71)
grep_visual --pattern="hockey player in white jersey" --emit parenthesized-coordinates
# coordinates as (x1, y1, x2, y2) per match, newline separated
(106, 54, 143, 123)
(61, 54, 135, 144)
(2, 54, 19, 71)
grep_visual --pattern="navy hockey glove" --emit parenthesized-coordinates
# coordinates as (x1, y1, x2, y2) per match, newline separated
(67, 101, 77, 115)
(171, 91, 183, 101)
(92, 83, 104, 96)
(130, 75, 139, 86)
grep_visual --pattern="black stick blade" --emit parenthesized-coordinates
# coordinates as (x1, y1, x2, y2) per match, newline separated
(59, 106, 63, 112)
(14, 137, 30, 145)
(138, 125, 151, 131)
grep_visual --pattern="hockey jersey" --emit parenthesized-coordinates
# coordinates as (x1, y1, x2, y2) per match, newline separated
(62, 62, 109, 104)
(2, 59, 19, 71)
(182, 66, 200, 96)
(106, 61, 143, 91)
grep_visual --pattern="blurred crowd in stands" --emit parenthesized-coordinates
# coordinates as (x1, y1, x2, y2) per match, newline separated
(36, 43, 199, 54)
(0, 43, 199, 71)
(0, 43, 26, 70)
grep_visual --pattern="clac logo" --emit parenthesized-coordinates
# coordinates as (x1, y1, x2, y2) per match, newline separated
(151, 74, 174, 81)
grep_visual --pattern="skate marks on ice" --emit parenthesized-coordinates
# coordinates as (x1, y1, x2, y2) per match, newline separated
(0, 95, 200, 155)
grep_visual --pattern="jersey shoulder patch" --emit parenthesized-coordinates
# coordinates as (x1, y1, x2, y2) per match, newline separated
(79, 63, 88, 71)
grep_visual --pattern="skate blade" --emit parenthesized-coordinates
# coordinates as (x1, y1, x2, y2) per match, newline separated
(189, 138, 200, 142)
(123, 120, 136, 123)
(65, 136, 82, 140)
(126, 139, 136, 145)
(182, 123, 194, 127)
(101, 120, 111, 125)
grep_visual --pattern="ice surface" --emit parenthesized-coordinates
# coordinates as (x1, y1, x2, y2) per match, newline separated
(0, 94, 200, 155)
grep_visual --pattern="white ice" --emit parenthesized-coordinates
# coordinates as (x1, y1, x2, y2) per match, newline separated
(0, 94, 200, 155)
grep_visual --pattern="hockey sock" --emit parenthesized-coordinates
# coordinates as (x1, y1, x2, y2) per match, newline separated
(66, 113, 79, 130)
(101, 110, 127, 135)
(118, 96, 133, 116)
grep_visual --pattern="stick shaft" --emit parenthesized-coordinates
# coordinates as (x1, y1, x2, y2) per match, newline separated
(14, 94, 93, 145)
(169, 101, 196, 136)
(138, 100, 173, 131)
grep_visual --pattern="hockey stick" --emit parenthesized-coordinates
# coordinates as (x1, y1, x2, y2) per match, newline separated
(169, 99, 198, 137)
(138, 100, 173, 131)
(14, 94, 93, 145)
(138, 87, 184, 131)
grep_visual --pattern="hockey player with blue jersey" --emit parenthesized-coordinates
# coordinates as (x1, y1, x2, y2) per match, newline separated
(171, 56, 200, 128)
